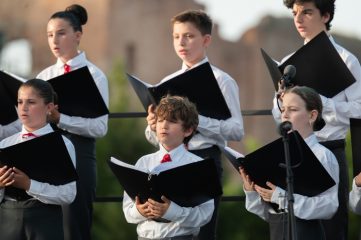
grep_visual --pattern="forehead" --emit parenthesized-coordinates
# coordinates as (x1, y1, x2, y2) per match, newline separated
(18, 86, 39, 97)
(282, 92, 305, 107)
(47, 18, 72, 31)
(173, 21, 200, 34)
(293, 1, 317, 11)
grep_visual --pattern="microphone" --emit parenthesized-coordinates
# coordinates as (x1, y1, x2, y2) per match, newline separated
(278, 121, 293, 136)
(281, 65, 296, 89)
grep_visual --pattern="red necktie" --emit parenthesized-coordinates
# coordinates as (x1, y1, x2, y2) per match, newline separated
(64, 64, 71, 74)
(160, 153, 172, 163)
(22, 132, 38, 139)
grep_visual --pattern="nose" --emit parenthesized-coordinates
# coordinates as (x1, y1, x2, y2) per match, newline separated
(178, 36, 186, 46)
(294, 12, 303, 23)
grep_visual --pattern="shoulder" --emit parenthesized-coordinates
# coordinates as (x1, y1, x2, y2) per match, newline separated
(0, 133, 20, 148)
(210, 64, 238, 86)
(85, 60, 108, 82)
(332, 40, 360, 66)
(313, 142, 338, 165)
(37, 64, 58, 80)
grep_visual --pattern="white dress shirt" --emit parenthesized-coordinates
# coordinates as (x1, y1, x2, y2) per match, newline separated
(349, 178, 361, 214)
(244, 133, 339, 221)
(145, 57, 244, 150)
(272, 35, 361, 141)
(0, 123, 76, 204)
(0, 119, 21, 141)
(122, 144, 214, 238)
(36, 51, 109, 138)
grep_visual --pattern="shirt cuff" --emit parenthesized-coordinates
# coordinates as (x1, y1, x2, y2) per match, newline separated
(27, 179, 41, 195)
(352, 179, 361, 193)
(162, 201, 182, 221)
(271, 187, 286, 208)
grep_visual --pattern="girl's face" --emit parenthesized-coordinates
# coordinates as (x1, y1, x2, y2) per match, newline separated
(281, 92, 317, 138)
(172, 21, 211, 68)
(17, 86, 54, 132)
(47, 18, 82, 63)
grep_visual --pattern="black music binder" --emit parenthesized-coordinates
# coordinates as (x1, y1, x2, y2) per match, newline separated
(0, 132, 78, 185)
(0, 71, 24, 125)
(1, 67, 109, 120)
(261, 31, 356, 97)
(126, 62, 231, 120)
(47, 66, 109, 118)
(222, 131, 336, 197)
(108, 157, 222, 207)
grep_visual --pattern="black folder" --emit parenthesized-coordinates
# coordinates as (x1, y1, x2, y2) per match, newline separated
(0, 71, 24, 125)
(0, 132, 78, 185)
(350, 118, 361, 177)
(108, 157, 222, 207)
(222, 131, 336, 197)
(261, 31, 356, 98)
(1, 67, 109, 120)
(47, 66, 109, 118)
(126, 62, 232, 120)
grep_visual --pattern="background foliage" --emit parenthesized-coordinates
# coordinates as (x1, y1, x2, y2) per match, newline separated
(91, 62, 360, 239)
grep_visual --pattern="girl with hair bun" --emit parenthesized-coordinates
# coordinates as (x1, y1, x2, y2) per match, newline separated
(37, 4, 109, 240)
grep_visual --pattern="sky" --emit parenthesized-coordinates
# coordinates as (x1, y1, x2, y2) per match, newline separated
(195, 0, 361, 42)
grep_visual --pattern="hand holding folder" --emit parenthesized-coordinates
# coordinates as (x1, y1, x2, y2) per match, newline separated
(222, 131, 335, 197)
(108, 157, 222, 207)
(261, 31, 356, 98)
(0, 132, 78, 185)
(126, 62, 231, 120)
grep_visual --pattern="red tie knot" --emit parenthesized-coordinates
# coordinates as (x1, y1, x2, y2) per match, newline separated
(64, 64, 71, 74)
(22, 132, 38, 139)
(161, 153, 172, 163)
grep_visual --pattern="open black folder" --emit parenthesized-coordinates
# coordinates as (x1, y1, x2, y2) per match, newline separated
(0, 132, 78, 185)
(222, 131, 336, 197)
(126, 62, 231, 120)
(0, 71, 25, 125)
(108, 157, 223, 207)
(261, 31, 356, 98)
(0, 67, 109, 119)
(351, 118, 361, 177)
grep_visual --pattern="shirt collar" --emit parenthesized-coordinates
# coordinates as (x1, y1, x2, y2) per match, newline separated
(159, 143, 187, 163)
(56, 51, 87, 70)
(21, 123, 53, 138)
(181, 57, 209, 72)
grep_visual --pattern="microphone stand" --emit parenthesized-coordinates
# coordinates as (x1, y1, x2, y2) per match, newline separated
(279, 122, 297, 240)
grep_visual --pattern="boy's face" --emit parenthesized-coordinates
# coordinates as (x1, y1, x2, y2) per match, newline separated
(172, 21, 211, 68)
(156, 118, 193, 151)
(292, 2, 330, 42)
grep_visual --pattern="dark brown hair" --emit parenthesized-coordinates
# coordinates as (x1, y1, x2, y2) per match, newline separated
(171, 9, 212, 35)
(156, 95, 199, 144)
(283, 0, 335, 30)
(50, 4, 88, 32)
(20, 79, 55, 104)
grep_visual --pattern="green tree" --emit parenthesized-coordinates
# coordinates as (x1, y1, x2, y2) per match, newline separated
(92, 60, 154, 239)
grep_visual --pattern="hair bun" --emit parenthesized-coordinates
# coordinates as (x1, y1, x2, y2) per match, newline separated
(65, 4, 88, 25)
(313, 117, 326, 131)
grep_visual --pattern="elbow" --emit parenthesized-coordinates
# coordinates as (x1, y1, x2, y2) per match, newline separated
(227, 123, 244, 141)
